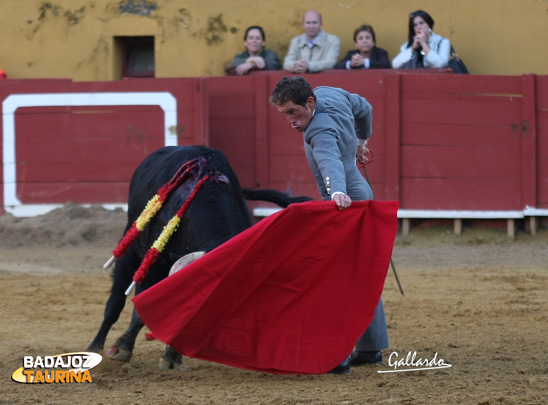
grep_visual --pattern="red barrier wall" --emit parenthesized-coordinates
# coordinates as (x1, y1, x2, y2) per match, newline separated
(206, 71, 393, 201)
(399, 74, 525, 210)
(536, 76, 548, 208)
(0, 78, 206, 213)
(207, 72, 546, 212)
(1, 72, 546, 216)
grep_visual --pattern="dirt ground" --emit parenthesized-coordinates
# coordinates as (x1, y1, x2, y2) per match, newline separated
(1, 204, 547, 404)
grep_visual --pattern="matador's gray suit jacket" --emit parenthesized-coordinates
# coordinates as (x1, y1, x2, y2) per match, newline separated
(303, 86, 374, 201)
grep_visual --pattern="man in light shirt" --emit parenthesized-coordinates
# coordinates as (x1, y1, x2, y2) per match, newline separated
(283, 10, 340, 73)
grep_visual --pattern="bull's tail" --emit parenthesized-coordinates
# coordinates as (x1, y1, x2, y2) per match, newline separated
(242, 189, 313, 208)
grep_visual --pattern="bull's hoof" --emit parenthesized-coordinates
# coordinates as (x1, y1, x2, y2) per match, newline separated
(159, 357, 183, 371)
(106, 346, 132, 362)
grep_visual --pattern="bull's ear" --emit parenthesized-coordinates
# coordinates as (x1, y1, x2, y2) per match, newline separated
(169, 251, 206, 276)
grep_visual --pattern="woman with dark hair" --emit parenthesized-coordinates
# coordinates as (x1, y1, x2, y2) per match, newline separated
(335, 24, 391, 70)
(228, 26, 281, 75)
(392, 10, 451, 69)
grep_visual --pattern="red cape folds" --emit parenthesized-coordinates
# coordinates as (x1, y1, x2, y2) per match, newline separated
(133, 200, 399, 374)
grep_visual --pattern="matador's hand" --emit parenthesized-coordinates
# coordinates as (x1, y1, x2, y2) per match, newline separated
(333, 193, 352, 210)
(357, 144, 369, 163)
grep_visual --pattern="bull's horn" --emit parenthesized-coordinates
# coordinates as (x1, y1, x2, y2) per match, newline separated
(169, 251, 206, 276)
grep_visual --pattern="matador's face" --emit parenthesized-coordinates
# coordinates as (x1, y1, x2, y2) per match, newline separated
(276, 97, 316, 132)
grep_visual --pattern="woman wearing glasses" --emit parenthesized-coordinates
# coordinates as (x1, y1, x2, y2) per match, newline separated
(392, 10, 451, 69)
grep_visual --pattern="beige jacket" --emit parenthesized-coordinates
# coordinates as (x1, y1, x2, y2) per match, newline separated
(283, 31, 340, 73)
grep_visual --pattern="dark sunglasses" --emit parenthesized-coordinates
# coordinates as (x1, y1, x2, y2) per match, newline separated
(410, 10, 426, 18)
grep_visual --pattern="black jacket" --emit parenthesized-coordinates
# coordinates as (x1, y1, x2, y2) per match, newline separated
(335, 47, 391, 70)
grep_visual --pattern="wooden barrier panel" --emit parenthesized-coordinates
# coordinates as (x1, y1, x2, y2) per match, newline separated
(0, 72, 546, 224)
(536, 75, 548, 209)
(14, 105, 165, 203)
(0, 78, 205, 215)
(399, 74, 525, 210)
(205, 76, 261, 189)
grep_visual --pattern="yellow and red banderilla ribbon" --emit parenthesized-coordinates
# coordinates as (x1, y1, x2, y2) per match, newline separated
(100, 157, 211, 295)
(104, 158, 203, 269)
(125, 174, 210, 295)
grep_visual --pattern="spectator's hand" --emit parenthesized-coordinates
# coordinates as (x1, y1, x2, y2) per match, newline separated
(294, 59, 309, 73)
(422, 28, 431, 42)
(412, 35, 422, 50)
(246, 56, 266, 69)
(350, 53, 364, 68)
(235, 63, 254, 75)
(332, 193, 352, 210)
(415, 29, 431, 53)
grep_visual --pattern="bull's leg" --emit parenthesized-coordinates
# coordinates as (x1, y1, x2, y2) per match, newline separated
(107, 307, 145, 362)
(87, 253, 136, 353)
(159, 346, 183, 371)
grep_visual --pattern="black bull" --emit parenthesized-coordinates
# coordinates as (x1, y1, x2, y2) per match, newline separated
(88, 146, 311, 369)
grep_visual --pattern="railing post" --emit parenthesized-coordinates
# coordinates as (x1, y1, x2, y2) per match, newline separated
(193, 77, 208, 146)
(521, 74, 537, 209)
(385, 73, 401, 202)
(254, 75, 269, 188)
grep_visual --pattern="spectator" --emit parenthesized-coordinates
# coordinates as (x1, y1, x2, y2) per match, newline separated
(335, 24, 391, 70)
(283, 10, 340, 73)
(227, 26, 281, 76)
(392, 10, 451, 69)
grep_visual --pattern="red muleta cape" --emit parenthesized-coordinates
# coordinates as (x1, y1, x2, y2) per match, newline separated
(133, 200, 399, 374)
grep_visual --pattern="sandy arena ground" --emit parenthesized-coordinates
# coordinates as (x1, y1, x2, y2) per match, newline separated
(0, 204, 547, 404)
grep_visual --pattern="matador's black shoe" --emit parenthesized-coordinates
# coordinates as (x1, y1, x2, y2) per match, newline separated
(328, 356, 351, 374)
(349, 350, 382, 366)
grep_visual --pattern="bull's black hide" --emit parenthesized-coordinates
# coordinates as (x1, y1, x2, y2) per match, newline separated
(88, 145, 311, 369)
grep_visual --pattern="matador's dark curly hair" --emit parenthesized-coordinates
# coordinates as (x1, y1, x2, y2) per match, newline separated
(269, 76, 316, 107)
